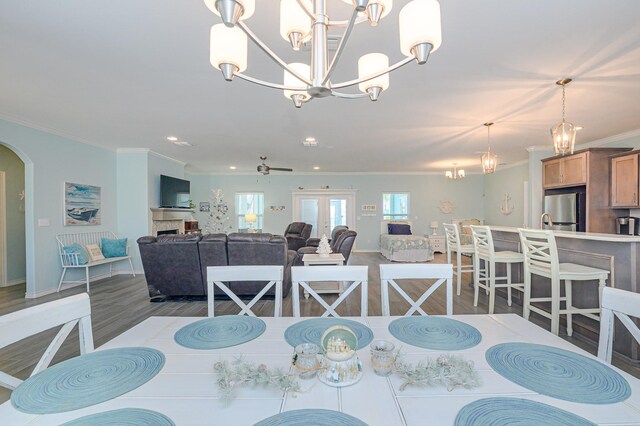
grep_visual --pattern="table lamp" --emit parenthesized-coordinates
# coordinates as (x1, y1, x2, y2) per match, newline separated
(430, 221, 439, 235)
(244, 213, 257, 232)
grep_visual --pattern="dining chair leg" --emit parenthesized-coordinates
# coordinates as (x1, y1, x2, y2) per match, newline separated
(523, 268, 531, 320)
(473, 255, 480, 307)
(85, 267, 90, 293)
(506, 264, 513, 307)
(597, 277, 607, 317)
(456, 251, 462, 296)
(551, 277, 560, 335)
(489, 261, 496, 314)
(565, 280, 573, 336)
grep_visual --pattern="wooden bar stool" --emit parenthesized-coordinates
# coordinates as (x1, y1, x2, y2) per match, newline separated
(443, 223, 475, 296)
(470, 225, 524, 314)
(518, 228, 609, 336)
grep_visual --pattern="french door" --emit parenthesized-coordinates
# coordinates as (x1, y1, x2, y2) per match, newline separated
(292, 191, 356, 239)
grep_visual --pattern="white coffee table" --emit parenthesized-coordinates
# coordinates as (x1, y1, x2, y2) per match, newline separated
(301, 253, 345, 298)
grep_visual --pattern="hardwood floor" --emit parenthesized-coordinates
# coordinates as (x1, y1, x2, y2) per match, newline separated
(1, 251, 638, 404)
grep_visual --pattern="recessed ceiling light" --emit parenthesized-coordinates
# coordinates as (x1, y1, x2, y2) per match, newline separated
(229, 166, 237, 170)
(313, 166, 320, 170)
(173, 140, 193, 147)
(166, 136, 178, 141)
(576, 126, 584, 130)
(303, 137, 318, 147)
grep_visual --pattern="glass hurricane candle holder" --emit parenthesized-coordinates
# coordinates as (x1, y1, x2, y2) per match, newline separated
(370, 339, 396, 376)
(292, 343, 320, 379)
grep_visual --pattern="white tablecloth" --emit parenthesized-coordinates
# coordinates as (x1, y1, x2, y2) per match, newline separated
(2, 314, 639, 425)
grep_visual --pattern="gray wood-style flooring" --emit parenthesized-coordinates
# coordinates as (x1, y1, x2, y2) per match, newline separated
(1, 252, 638, 404)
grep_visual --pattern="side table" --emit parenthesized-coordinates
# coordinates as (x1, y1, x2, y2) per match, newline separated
(301, 253, 345, 299)
(427, 234, 446, 254)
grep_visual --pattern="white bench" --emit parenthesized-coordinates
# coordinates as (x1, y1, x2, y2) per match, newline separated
(56, 231, 135, 292)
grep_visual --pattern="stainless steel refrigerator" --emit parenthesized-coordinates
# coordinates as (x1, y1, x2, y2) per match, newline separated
(542, 193, 586, 232)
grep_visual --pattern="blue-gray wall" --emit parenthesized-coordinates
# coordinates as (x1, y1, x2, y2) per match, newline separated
(483, 162, 529, 227)
(0, 144, 26, 284)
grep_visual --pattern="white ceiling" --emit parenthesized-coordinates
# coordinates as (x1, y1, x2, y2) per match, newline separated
(0, 1, 639, 174)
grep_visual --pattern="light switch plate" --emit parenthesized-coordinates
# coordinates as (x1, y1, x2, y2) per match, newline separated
(38, 218, 50, 227)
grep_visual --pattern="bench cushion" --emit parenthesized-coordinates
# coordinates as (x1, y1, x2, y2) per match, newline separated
(63, 243, 90, 265)
(102, 238, 127, 258)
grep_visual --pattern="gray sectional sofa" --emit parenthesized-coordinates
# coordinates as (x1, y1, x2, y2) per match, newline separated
(137, 233, 296, 300)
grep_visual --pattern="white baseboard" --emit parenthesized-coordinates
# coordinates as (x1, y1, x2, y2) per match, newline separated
(353, 249, 381, 253)
(2, 278, 26, 287)
(24, 270, 144, 299)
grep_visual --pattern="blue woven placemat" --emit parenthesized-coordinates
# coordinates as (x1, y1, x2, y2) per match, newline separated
(284, 318, 374, 350)
(388, 317, 481, 350)
(455, 397, 596, 426)
(486, 343, 631, 404)
(174, 315, 266, 350)
(254, 409, 368, 426)
(11, 347, 165, 414)
(61, 408, 175, 426)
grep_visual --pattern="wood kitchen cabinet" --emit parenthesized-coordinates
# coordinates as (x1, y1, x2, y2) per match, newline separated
(611, 152, 639, 207)
(542, 152, 587, 188)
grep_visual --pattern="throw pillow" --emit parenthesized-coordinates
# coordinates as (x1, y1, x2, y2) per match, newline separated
(63, 243, 90, 265)
(388, 223, 412, 235)
(101, 238, 128, 258)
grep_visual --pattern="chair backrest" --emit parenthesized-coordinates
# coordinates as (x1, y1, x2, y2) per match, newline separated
(57, 231, 118, 254)
(285, 222, 312, 239)
(443, 223, 461, 250)
(518, 228, 560, 278)
(291, 265, 368, 317)
(330, 225, 349, 241)
(207, 265, 284, 317)
(470, 225, 495, 259)
(598, 287, 640, 363)
(379, 263, 453, 316)
(0, 293, 94, 390)
(332, 230, 357, 263)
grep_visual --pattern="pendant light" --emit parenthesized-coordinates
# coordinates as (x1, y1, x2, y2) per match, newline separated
(551, 78, 577, 155)
(481, 122, 497, 174)
(445, 163, 465, 180)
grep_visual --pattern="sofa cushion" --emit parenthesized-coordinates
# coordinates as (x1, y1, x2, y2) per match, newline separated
(101, 238, 127, 258)
(63, 243, 90, 265)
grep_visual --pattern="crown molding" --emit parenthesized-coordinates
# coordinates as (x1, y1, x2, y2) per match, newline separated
(148, 150, 187, 166)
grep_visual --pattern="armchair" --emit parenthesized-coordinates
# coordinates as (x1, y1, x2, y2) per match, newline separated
(305, 225, 348, 247)
(296, 229, 357, 266)
(284, 222, 313, 251)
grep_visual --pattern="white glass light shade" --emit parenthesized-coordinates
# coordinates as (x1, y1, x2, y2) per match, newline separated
(244, 213, 257, 223)
(399, 0, 442, 56)
(280, 0, 311, 43)
(458, 169, 465, 178)
(551, 121, 577, 155)
(358, 53, 390, 93)
(210, 24, 248, 72)
(481, 151, 498, 174)
(204, 0, 255, 20)
(445, 171, 452, 178)
(341, 0, 393, 19)
(283, 63, 311, 101)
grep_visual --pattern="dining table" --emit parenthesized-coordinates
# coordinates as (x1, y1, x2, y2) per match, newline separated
(1, 314, 639, 425)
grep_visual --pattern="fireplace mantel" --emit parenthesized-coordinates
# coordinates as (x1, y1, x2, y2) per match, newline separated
(150, 208, 195, 236)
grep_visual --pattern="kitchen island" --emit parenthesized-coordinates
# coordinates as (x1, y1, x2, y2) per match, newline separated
(488, 226, 640, 362)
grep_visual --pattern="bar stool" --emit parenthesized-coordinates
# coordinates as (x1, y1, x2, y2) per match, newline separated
(518, 228, 609, 336)
(443, 223, 475, 296)
(470, 225, 525, 314)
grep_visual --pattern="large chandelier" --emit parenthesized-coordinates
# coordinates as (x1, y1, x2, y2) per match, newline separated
(445, 163, 465, 180)
(551, 78, 577, 155)
(481, 122, 497, 174)
(206, 0, 442, 108)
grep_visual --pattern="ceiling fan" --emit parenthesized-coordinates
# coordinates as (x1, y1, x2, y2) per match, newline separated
(257, 156, 293, 175)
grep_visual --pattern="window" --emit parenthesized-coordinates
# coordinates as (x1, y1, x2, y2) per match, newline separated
(235, 192, 264, 231)
(382, 193, 409, 220)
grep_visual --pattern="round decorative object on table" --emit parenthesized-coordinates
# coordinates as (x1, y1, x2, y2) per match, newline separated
(486, 343, 631, 404)
(284, 318, 374, 351)
(254, 409, 367, 426)
(454, 397, 596, 426)
(370, 339, 396, 376)
(174, 315, 266, 350)
(318, 325, 363, 387)
(61, 408, 175, 426)
(292, 343, 320, 379)
(388, 317, 482, 351)
(11, 348, 165, 414)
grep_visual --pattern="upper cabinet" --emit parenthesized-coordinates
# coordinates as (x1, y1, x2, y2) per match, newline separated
(611, 152, 639, 208)
(542, 152, 587, 189)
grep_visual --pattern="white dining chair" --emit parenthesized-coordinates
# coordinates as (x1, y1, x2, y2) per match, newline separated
(519, 228, 609, 336)
(597, 287, 640, 363)
(443, 223, 475, 296)
(291, 265, 368, 317)
(380, 263, 453, 316)
(0, 293, 94, 391)
(207, 265, 283, 317)
(470, 225, 525, 314)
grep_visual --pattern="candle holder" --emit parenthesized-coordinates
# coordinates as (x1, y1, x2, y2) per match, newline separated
(370, 339, 396, 376)
(292, 343, 320, 379)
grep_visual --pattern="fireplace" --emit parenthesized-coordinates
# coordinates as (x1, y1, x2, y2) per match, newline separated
(157, 229, 179, 236)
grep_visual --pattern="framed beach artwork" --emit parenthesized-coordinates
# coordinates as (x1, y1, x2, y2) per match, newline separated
(64, 182, 101, 226)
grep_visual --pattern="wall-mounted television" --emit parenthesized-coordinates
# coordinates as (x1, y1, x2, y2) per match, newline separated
(160, 175, 191, 208)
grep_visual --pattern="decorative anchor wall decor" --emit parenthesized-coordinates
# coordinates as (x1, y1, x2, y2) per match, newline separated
(500, 193, 514, 215)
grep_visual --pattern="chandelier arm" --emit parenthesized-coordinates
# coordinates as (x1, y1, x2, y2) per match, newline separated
(234, 73, 311, 91)
(322, 8, 360, 85)
(331, 56, 414, 89)
(331, 91, 369, 99)
(329, 15, 369, 27)
(295, 0, 314, 19)
(237, 21, 312, 86)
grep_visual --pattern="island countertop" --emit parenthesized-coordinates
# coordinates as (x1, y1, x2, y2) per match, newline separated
(488, 226, 640, 243)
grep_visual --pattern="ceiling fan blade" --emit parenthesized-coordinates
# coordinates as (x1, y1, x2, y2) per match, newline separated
(268, 167, 293, 172)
